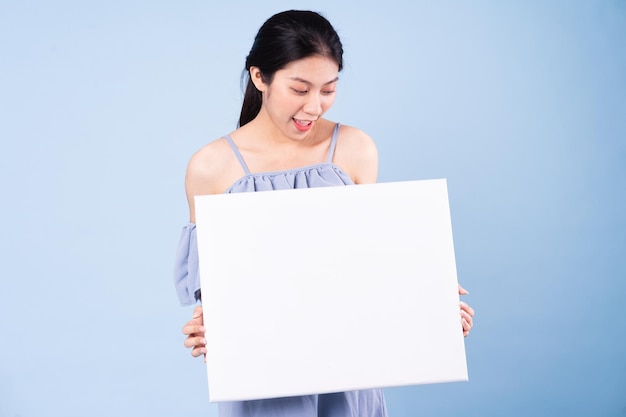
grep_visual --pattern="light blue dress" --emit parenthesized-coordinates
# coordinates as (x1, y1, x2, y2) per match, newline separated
(174, 123, 388, 417)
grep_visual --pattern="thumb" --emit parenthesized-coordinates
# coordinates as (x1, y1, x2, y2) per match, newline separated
(192, 305, 203, 319)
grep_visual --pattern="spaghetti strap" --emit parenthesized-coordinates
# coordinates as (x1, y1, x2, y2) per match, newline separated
(224, 135, 251, 175)
(327, 123, 341, 163)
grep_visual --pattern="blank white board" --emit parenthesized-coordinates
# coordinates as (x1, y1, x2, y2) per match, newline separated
(195, 179, 467, 402)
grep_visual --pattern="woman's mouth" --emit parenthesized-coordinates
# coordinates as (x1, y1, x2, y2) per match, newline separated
(293, 118, 314, 132)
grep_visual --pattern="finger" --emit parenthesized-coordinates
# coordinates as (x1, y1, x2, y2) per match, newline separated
(192, 305, 204, 320)
(458, 284, 469, 295)
(460, 301, 475, 317)
(182, 324, 205, 336)
(182, 307, 204, 333)
(182, 313, 204, 332)
(184, 336, 207, 349)
(461, 317, 468, 330)
(461, 310, 473, 327)
(462, 318, 471, 337)
(192, 345, 207, 358)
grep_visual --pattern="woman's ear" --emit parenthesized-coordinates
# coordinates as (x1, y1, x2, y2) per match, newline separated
(249, 66, 267, 92)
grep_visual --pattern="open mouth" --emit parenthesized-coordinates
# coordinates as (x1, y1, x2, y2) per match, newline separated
(293, 118, 314, 131)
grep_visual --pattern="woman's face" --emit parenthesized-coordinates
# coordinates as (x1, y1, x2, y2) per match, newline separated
(252, 55, 339, 140)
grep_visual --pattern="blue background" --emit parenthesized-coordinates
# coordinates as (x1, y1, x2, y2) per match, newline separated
(1, 1, 624, 416)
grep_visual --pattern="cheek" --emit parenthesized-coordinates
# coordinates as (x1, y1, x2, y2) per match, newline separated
(274, 88, 295, 103)
(266, 90, 290, 111)
(321, 95, 336, 110)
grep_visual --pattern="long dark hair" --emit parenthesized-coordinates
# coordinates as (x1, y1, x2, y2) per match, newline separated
(238, 10, 344, 127)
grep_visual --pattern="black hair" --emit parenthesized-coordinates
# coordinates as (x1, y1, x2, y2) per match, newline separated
(238, 10, 343, 127)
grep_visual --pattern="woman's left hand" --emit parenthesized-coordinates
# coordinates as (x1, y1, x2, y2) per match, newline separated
(458, 284, 474, 337)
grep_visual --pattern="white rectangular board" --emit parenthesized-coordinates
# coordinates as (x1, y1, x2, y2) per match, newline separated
(195, 179, 467, 402)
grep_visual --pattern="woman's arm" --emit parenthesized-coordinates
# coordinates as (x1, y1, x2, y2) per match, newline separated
(184, 138, 243, 222)
(180, 140, 235, 357)
(184, 146, 222, 223)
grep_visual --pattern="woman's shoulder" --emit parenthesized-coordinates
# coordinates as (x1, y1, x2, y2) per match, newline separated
(337, 123, 376, 151)
(334, 123, 378, 184)
(188, 137, 231, 169)
(185, 136, 242, 195)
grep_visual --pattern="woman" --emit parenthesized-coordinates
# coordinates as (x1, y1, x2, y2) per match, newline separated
(174, 10, 474, 417)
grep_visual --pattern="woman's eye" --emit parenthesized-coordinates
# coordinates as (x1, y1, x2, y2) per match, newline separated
(292, 88, 308, 94)
(322, 90, 335, 95)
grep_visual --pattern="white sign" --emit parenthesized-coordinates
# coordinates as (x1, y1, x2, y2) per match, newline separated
(195, 179, 467, 402)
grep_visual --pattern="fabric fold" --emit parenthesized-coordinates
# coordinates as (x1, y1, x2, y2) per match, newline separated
(225, 164, 353, 194)
(173, 223, 201, 306)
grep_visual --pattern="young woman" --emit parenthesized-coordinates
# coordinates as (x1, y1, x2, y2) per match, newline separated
(174, 10, 474, 417)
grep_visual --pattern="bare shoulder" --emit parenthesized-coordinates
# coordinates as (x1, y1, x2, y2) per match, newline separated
(185, 137, 243, 221)
(186, 139, 229, 193)
(334, 124, 378, 184)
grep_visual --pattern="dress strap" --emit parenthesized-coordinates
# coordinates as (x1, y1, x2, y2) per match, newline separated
(327, 123, 341, 163)
(224, 135, 251, 175)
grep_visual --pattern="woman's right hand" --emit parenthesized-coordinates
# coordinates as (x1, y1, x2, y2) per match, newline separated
(182, 305, 207, 358)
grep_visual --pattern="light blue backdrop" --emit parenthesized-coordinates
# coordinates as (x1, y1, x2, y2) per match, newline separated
(1, 1, 624, 416)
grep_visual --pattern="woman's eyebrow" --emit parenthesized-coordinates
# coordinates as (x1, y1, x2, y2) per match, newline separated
(289, 76, 339, 85)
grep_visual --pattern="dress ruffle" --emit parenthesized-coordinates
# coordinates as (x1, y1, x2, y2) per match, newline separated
(224, 163, 353, 193)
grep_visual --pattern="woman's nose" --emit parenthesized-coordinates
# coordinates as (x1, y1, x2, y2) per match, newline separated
(303, 93, 322, 116)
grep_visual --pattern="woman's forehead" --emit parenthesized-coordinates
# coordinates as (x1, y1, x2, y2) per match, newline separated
(277, 56, 340, 83)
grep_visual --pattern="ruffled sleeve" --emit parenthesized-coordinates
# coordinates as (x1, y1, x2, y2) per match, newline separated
(173, 223, 201, 306)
